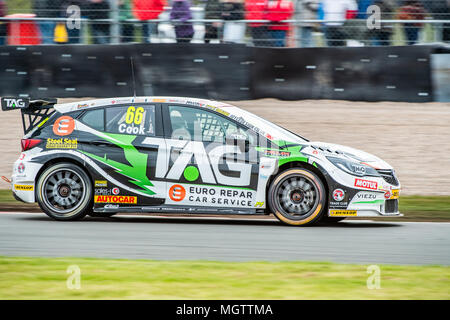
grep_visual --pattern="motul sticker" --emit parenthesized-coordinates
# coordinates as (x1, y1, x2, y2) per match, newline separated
(94, 195, 137, 204)
(354, 178, 378, 190)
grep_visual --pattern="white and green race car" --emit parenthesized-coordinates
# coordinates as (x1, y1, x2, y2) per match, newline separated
(4, 96, 401, 226)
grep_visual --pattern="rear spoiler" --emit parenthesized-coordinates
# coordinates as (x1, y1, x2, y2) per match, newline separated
(1, 97, 57, 134)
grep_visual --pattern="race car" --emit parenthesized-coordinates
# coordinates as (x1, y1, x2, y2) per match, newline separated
(2, 96, 401, 226)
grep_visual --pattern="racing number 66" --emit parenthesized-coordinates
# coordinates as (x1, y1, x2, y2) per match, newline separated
(125, 106, 144, 125)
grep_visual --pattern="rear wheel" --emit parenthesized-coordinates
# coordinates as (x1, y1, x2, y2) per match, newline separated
(268, 168, 326, 226)
(36, 162, 92, 221)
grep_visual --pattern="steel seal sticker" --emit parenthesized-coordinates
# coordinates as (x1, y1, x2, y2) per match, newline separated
(46, 138, 78, 149)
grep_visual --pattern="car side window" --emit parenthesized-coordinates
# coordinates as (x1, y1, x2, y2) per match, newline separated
(79, 109, 105, 132)
(168, 105, 253, 144)
(106, 105, 156, 136)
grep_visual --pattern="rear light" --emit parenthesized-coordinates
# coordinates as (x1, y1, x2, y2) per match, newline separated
(21, 139, 42, 151)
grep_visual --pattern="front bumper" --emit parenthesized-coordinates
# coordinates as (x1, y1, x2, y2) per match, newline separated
(325, 168, 401, 217)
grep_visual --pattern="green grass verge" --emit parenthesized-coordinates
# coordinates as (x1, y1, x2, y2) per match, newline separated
(0, 256, 448, 299)
(2, 190, 449, 221)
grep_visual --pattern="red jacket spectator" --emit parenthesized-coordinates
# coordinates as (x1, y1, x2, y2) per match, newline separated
(133, 0, 166, 20)
(264, 0, 293, 31)
(245, 0, 267, 27)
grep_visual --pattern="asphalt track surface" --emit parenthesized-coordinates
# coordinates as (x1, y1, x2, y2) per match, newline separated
(0, 212, 449, 265)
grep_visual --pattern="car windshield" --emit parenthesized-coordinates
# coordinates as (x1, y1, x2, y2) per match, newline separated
(223, 106, 309, 143)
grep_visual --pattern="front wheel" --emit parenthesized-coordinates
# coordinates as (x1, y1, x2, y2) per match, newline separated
(268, 168, 326, 226)
(36, 162, 93, 221)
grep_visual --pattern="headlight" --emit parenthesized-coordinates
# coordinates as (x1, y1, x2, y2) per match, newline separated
(326, 156, 379, 177)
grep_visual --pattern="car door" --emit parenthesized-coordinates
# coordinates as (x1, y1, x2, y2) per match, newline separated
(161, 104, 260, 209)
(78, 104, 166, 206)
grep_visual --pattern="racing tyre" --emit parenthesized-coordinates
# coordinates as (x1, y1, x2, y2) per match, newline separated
(268, 168, 326, 226)
(36, 162, 93, 221)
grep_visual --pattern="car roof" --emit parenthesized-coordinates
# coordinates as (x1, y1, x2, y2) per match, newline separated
(54, 96, 232, 114)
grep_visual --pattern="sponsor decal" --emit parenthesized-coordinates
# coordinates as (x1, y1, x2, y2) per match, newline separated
(95, 180, 108, 187)
(329, 210, 357, 217)
(169, 184, 186, 202)
(95, 188, 119, 196)
(254, 202, 264, 207)
(104, 204, 119, 209)
(168, 184, 255, 207)
(46, 138, 78, 149)
(354, 192, 377, 201)
(158, 140, 253, 186)
(1, 97, 29, 110)
(332, 188, 345, 201)
(204, 105, 230, 117)
(265, 150, 290, 157)
(354, 178, 378, 190)
(94, 195, 137, 204)
(53, 116, 75, 136)
(17, 163, 25, 174)
(19, 153, 25, 160)
(351, 164, 366, 176)
(384, 191, 391, 199)
(14, 184, 33, 191)
(390, 189, 400, 199)
(152, 98, 166, 103)
(77, 103, 88, 109)
(312, 150, 318, 155)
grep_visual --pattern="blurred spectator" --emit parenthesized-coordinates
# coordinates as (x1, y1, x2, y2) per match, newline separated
(421, 0, 449, 42)
(397, 0, 426, 45)
(204, 0, 222, 43)
(321, 0, 358, 46)
(84, 0, 110, 44)
(356, 0, 372, 19)
(245, 0, 269, 46)
(0, 1, 6, 45)
(265, 0, 294, 47)
(133, 0, 166, 43)
(33, 0, 62, 44)
(119, 0, 135, 42)
(221, 0, 246, 43)
(170, 0, 194, 42)
(294, 0, 319, 47)
(60, 0, 86, 44)
(370, 0, 394, 46)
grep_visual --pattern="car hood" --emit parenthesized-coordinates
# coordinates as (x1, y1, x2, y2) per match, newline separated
(304, 141, 393, 170)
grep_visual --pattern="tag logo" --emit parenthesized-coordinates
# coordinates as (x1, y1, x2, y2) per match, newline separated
(1, 97, 27, 110)
(53, 116, 75, 136)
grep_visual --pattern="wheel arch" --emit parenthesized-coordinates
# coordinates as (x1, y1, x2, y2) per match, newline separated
(34, 156, 94, 200)
(265, 160, 329, 213)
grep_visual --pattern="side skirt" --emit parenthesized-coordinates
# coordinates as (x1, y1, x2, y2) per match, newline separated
(93, 205, 264, 215)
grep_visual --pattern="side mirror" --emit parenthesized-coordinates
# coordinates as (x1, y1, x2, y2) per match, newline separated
(226, 133, 250, 153)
